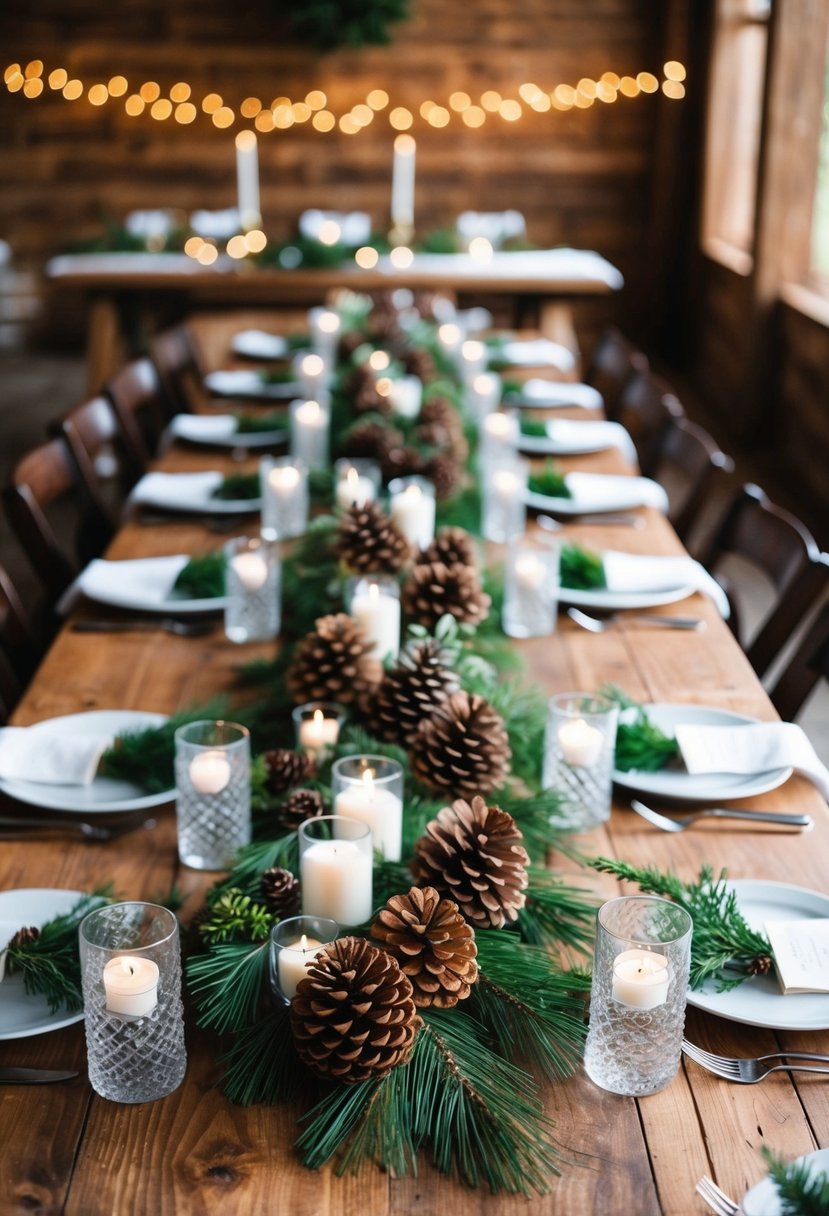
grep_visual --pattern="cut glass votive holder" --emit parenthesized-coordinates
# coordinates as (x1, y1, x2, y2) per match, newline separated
(290, 397, 330, 471)
(269, 915, 339, 1003)
(331, 754, 404, 862)
(542, 693, 619, 830)
(481, 455, 527, 544)
(223, 535, 280, 643)
(466, 371, 502, 426)
(292, 701, 346, 764)
(345, 574, 401, 661)
(260, 455, 308, 541)
(174, 720, 251, 870)
(584, 895, 692, 1096)
(503, 542, 559, 638)
(388, 475, 436, 550)
(479, 408, 519, 462)
(79, 902, 186, 1104)
(299, 815, 373, 926)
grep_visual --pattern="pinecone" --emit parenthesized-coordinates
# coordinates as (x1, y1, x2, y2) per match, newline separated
(261, 867, 301, 917)
(418, 527, 478, 570)
(371, 886, 478, 1008)
(343, 417, 405, 465)
(346, 365, 392, 416)
(422, 451, 462, 500)
(748, 954, 774, 976)
(338, 330, 365, 362)
(412, 797, 529, 929)
(380, 441, 426, 483)
(286, 613, 381, 706)
(362, 637, 460, 745)
(401, 346, 437, 382)
(401, 561, 491, 632)
(337, 500, 411, 574)
(410, 690, 511, 798)
(290, 936, 420, 1082)
(264, 748, 314, 795)
(7, 925, 40, 950)
(280, 787, 326, 831)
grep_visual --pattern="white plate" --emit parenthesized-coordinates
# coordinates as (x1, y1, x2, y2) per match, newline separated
(130, 471, 262, 515)
(687, 881, 829, 1030)
(169, 413, 287, 449)
(613, 704, 792, 802)
(205, 369, 300, 400)
(526, 472, 668, 516)
(0, 889, 88, 1039)
(72, 556, 227, 615)
(0, 710, 173, 814)
(561, 583, 696, 610)
(512, 380, 604, 411)
(742, 1148, 829, 1216)
(230, 329, 290, 360)
(519, 427, 615, 456)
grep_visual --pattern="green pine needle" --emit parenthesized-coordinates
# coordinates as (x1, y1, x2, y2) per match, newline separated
(233, 409, 289, 432)
(187, 939, 272, 1032)
(221, 1007, 310, 1106)
(527, 460, 571, 499)
(98, 700, 230, 793)
(170, 551, 225, 599)
(762, 1148, 829, 1216)
(560, 543, 606, 591)
(211, 472, 262, 500)
(5, 889, 114, 1013)
(518, 865, 597, 957)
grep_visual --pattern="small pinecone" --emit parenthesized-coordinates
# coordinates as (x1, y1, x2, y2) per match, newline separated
(401, 346, 437, 382)
(337, 500, 411, 574)
(412, 797, 529, 929)
(401, 561, 491, 632)
(290, 936, 420, 1083)
(748, 954, 774, 977)
(7, 925, 40, 950)
(280, 787, 326, 831)
(363, 637, 460, 745)
(286, 613, 380, 706)
(343, 418, 405, 465)
(264, 748, 314, 795)
(418, 527, 478, 570)
(371, 886, 478, 1008)
(410, 690, 511, 798)
(346, 365, 392, 416)
(338, 330, 365, 361)
(422, 451, 462, 500)
(419, 395, 458, 431)
(260, 867, 301, 917)
(380, 441, 426, 483)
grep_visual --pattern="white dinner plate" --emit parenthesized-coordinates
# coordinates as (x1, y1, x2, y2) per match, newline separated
(230, 329, 290, 360)
(70, 555, 227, 615)
(0, 710, 173, 814)
(687, 881, 829, 1030)
(511, 380, 605, 411)
(518, 423, 618, 456)
(0, 889, 88, 1039)
(205, 369, 300, 401)
(169, 413, 287, 449)
(560, 583, 696, 610)
(526, 473, 668, 516)
(741, 1148, 829, 1216)
(612, 704, 792, 802)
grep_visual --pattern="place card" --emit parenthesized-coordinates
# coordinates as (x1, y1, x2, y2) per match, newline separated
(765, 919, 829, 995)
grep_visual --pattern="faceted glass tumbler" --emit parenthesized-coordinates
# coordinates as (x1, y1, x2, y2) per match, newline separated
(503, 543, 559, 638)
(260, 456, 308, 541)
(290, 398, 330, 471)
(79, 902, 186, 1104)
(542, 693, 619, 830)
(224, 535, 281, 643)
(481, 455, 528, 544)
(584, 896, 692, 1096)
(174, 720, 251, 870)
(269, 915, 339, 1004)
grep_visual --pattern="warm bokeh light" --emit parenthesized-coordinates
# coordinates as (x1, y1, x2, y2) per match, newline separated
(662, 80, 686, 99)
(389, 245, 414, 269)
(244, 229, 267, 253)
(351, 103, 373, 126)
(212, 106, 235, 128)
(169, 82, 190, 103)
(367, 88, 389, 110)
(318, 220, 342, 245)
(124, 94, 145, 115)
(355, 245, 379, 269)
(151, 98, 172, 120)
(108, 75, 128, 97)
(312, 110, 335, 131)
(449, 91, 471, 112)
(419, 99, 435, 119)
(481, 90, 501, 112)
(175, 102, 197, 124)
(375, 376, 393, 397)
(338, 114, 359, 134)
(428, 105, 450, 127)
(23, 78, 44, 98)
(499, 99, 521, 121)
(271, 95, 291, 110)
(4, 63, 21, 84)
(619, 76, 640, 97)
(462, 105, 486, 127)
(601, 71, 621, 88)
(596, 81, 617, 103)
(25, 60, 43, 78)
(202, 92, 222, 113)
(305, 89, 326, 110)
(88, 83, 108, 105)
(255, 110, 275, 131)
(577, 78, 597, 99)
(227, 235, 248, 259)
(574, 92, 594, 109)
(291, 102, 311, 122)
(468, 237, 493, 262)
(553, 84, 576, 108)
(389, 106, 413, 130)
(184, 236, 204, 257)
(531, 93, 551, 112)
(664, 60, 686, 82)
(139, 81, 160, 102)
(6, 74, 24, 93)
(48, 68, 68, 89)
(368, 350, 391, 371)
(63, 79, 84, 101)
(394, 132, 416, 156)
(273, 105, 293, 129)
(519, 82, 541, 103)
(196, 242, 219, 265)
(637, 72, 659, 93)
(240, 96, 261, 118)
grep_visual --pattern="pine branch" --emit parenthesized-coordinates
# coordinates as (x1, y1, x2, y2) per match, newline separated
(762, 1147, 829, 1216)
(221, 1006, 310, 1106)
(210, 834, 298, 901)
(186, 940, 271, 1032)
(171, 551, 225, 599)
(98, 701, 230, 793)
(198, 889, 274, 945)
(494, 787, 567, 864)
(518, 865, 597, 957)
(6, 890, 113, 1013)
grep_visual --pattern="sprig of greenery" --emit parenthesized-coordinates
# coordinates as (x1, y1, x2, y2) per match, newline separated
(186, 940, 271, 1032)
(170, 551, 225, 599)
(233, 409, 289, 432)
(5, 889, 114, 1012)
(198, 889, 274, 945)
(98, 702, 230, 793)
(762, 1148, 829, 1216)
(211, 472, 261, 500)
(257, 369, 293, 386)
(520, 417, 548, 438)
(615, 712, 679, 772)
(560, 543, 606, 591)
(527, 460, 571, 499)
(220, 1006, 309, 1105)
(518, 865, 597, 956)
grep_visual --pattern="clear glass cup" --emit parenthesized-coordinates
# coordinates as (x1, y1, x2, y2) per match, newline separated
(291, 701, 346, 764)
(79, 902, 186, 1103)
(330, 754, 404, 862)
(173, 720, 251, 869)
(290, 397, 330, 470)
(584, 895, 693, 1096)
(260, 455, 308, 541)
(388, 475, 436, 550)
(334, 457, 381, 510)
(298, 815, 373, 926)
(479, 408, 519, 462)
(466, 371, 502, 426)
(481, 455, 527, 543)
(503, 542, 559, 637)
(344, 574, 401, 661)
(542, 693, 619, 830)
(269, 915, 339, 1003)
(223, 535, 280, 643)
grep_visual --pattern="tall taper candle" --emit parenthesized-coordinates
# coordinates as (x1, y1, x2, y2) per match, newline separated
(391, 134, 416, 230)
(235, 130, 261, 230)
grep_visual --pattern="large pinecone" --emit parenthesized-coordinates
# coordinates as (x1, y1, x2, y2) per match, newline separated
(422, 451, 462, 500)
(401, 346, 437, 382)
(261, 867, 301, 917)
(410, 690, 511, 798)
(362, 636, 460, 745)
(286, 613, 381, 706)
(412, 797, 529, 929)
(264, 748, 314, 795)
(280, 787, 326, 831)
(343, 418, 405, 465)
(371, 886, 478, 1008)
(401, 561, 491, 632)
(418, 527, 478, 570)
(380, 441, 426, 483)
(290, 936, 420, 1082)
(337, 500, 411, 574)
(345, 365, 392, 416)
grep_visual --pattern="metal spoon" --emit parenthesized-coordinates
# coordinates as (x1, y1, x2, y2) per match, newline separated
(537, 512, 646, 531)
(72, 618, 217, 638)
(567, 607, 705, 632)
(0, 814, 158, 842)
(629, 799, 813, 832)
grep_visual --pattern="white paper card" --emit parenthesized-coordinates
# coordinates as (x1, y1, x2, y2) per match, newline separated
(765, 919, 829, 994)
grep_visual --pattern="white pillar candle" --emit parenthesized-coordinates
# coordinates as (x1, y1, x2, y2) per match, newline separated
(558, 717, 605, 768)
(188, 749, 231, 795)
(290, 398, 329, 470)
(391, 134, 416, 229)
(467, 371, 502, 425)
(261, 460, 308, 541)
(336, 467, 375, 510)
(350, 581, 401, 661)
(230, 549, 269, 592)
(437, 322, 462, 367)
(480, 410, 519, 460)
(612, 949, 670, 1009)
(333, 769, 403, 862)
(235, 130, 261, 230)
(296, 353, 329, 400)
(103, 955, 160, 1017)
(388, 375, 423, 420)
(299, 709, 341, 757)
(308, 307, 341, 364)
(301, 839, 373, 925)
(390, 482, 436, 549)
(277, 934, 322, 1000)
(460, 339, 487, 385)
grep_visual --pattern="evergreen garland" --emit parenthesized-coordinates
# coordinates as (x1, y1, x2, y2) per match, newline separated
(4, 890, 113, 1012)
(762, 1148, 829, 1216)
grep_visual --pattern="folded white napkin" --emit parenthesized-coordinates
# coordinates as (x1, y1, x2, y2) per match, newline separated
(190, 207, 241, 239)
(299, 209, 372, 246)
(169, 414, 238, 443)
(544, 420, 637, 463)
(129, 471, 224, 509)
(518, 380, 604, 410)
(563, 472, 669, 512)
(676, 722, 829, 801)
(79, 554, 192, 606)
(601, 551, 730, 617)
(0, 725, 107, 786)
(494, 339, 576, 373)
(204, 370, 297, 400)
(231, 330, 289, 360)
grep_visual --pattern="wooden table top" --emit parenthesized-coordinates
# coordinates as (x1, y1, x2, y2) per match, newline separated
(1, 321, 826, 1216)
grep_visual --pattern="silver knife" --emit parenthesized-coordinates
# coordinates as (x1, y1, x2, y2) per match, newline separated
(0, 1067, 80, 1084)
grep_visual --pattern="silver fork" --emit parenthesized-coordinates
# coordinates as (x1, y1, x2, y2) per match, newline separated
(0, 814, 157, 843)
(629, 799, 813, 832)
(567, 607, 705, 632)
(72, 618, 217, 638)
(682, 1038, 829, 1083)
(695, 1175, 741, 1215)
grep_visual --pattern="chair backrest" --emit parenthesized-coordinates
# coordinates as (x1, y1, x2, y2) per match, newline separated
(104, 357, 169, 457)
(584, 327, 649, 420)
(614, 370, 685, 476)
(52, 394, 147, 509)
(148, 323, 206, 416)
(650, 416, 735, 544)
(768, 586, 829, 721)
(698, 483, 823, 675)
(2, 437, 113, 598)
(0, 559, 40, 722)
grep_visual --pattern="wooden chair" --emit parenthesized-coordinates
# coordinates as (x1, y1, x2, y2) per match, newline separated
(103, 356, 170, 458)
(148, 323, 208, 416)
(698, 483, 823, 676)
(768, 589, 829, 721)
(649, 416, 734, 544)
(584, 327, 650, 420)
(0, 559, 40, 722)
(2, 437, 114, 599)
(614, 370, 685, 476)
(51, 394, 147, 518)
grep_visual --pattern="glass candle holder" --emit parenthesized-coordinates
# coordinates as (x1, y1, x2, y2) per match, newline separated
(542, 693, 619, 831)
(331, 754, 404, 862)
(299, 815, 373, 926)
(467, 371, 502, 426)
(79, 902, 186, 1104)
(345, 574, 401, 661)
(260, 456, 308, 541)
(460, 338, 488, 385)
(479, 409, 519, 462)
(388, 475, 436, 549)
(584, 895, 693, 1096)
(290, 397, 329, 470)
(269, 915, 339, 1003)
(334, 457, 381, 510)
(388, 374, 423, 420)
(223, 535, 280, 643)
(436, 321, 462, 367)
(481, 456, 527, 544)
(308, 305, 341, 365)
(174, 720, 251, 870)
(293, 352, 331, 402)
(503, 543, 559, 638)
(292, 701, 346, 763)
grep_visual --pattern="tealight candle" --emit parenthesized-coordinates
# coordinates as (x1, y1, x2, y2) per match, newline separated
(296, 353, 329, 401)
(558, 717, 604, 768)
(348, 577, 400, 661)
(261, 457, 308, 541)
(331, 756, 404, 862)
(389, 476, 436, 549)
(277, 933, 323, 1000)
(437, 322, 462, 366)
(290, 398, 329, 470)
(467, 371, 502, 425)
(308, 306, 341, 364)
(298, 708, 342, 757)
(103, 954, 160, 1018)
(188, 749, 231, 795)
(480, 410, 519, 461)
(460, 339, 487, 384)
(503, 544, 559, 639)
(542, 693, 619, 831)
(230, 548, 268, 593)
(336, 466, 374, 510)
(482, 457, 527, 543)
(612, 948, 670, 1010)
